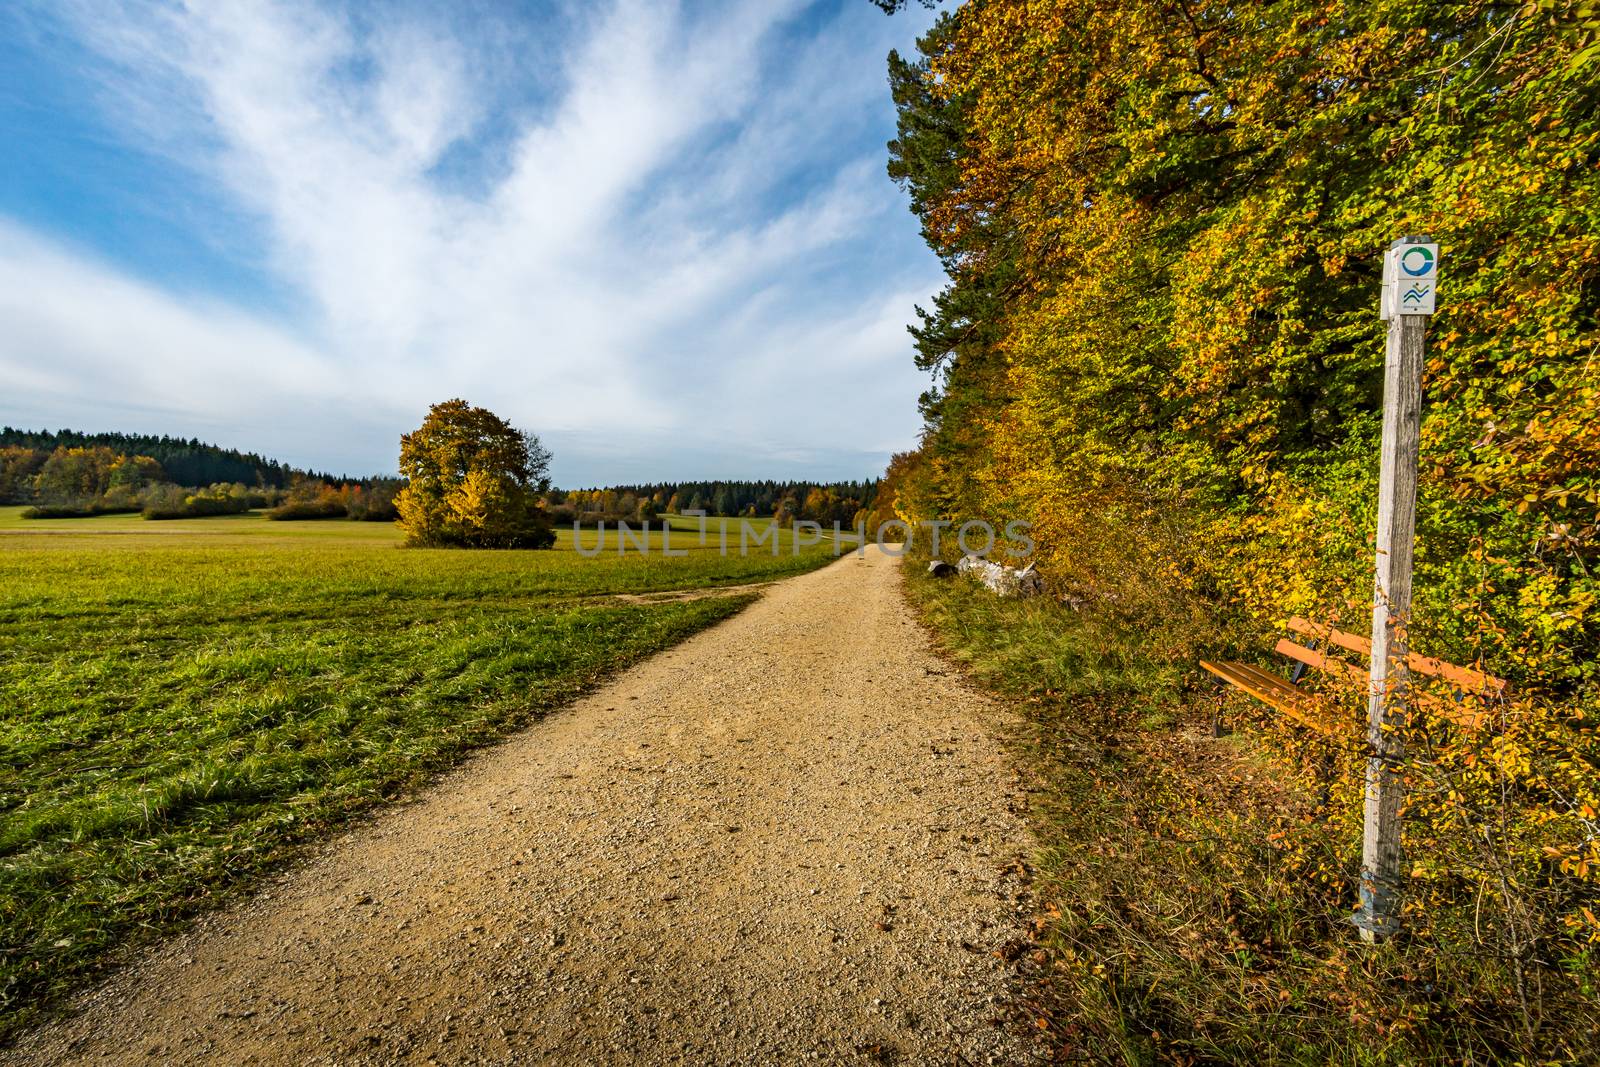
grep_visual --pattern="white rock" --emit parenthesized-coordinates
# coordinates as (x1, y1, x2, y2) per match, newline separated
(955, 555, 1042, 598)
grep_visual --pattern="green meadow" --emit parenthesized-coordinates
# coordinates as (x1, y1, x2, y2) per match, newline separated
(0, 508, 841, 1035)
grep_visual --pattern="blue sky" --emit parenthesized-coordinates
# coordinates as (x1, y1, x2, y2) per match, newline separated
(0, 0, 945, 484)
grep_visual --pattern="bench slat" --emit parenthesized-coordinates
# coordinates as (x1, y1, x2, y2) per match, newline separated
(1286, 616, 1506, 696)
(1201, 660, 1340, 736)
(1273, 638, 1368, 686)
(1208, 653, 1490, 734)
(1226, 661, 1334, 718)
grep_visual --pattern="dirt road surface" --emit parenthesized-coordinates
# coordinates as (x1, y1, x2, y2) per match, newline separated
(8, 547, 1036, 1065)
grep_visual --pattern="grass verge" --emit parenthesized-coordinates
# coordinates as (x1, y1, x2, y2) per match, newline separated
(903, 561, 1598, 1064)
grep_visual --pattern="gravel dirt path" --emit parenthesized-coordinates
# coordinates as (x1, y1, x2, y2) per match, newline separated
(8, 548, 1037, 1065)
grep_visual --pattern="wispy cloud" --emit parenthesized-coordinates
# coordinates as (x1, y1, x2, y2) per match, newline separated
(0, 220, 371, 449)
(0, 0, 942, 481)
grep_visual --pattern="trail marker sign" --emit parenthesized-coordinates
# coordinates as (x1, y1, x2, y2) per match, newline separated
(1381, 240, 1439, 319)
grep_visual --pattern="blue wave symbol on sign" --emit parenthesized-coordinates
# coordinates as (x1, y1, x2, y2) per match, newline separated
(1402, 285, 1430, 303)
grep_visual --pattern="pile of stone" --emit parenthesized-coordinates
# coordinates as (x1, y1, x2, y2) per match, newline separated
(927, 555, 1042, 598)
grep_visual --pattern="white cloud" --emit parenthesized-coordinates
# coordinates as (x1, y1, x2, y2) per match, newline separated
(1, 0, 943, 481)
(0, 221, 396, 468)
(0, 223, 333, 408)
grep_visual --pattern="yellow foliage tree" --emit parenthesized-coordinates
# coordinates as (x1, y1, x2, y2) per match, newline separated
(395, 400, 554, 549)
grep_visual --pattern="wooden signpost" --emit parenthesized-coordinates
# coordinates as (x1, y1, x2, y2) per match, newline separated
(1357, 236, 1439, 942)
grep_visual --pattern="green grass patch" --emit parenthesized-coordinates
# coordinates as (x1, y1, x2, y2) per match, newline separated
(904, 562, 1597, 1064)
(0, 508, 842, 1038)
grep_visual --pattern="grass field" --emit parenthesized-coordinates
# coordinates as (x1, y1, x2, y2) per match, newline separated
(0, 508, 842, 1037)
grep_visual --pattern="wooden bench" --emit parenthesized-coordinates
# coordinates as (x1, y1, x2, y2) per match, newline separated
(1201, 616, 1508, 735)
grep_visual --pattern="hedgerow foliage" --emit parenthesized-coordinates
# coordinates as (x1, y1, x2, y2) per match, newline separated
(885, 0, 1600, 1045)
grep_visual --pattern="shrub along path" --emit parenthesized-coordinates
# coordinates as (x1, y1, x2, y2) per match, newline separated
(9, 548, 1038, 1065)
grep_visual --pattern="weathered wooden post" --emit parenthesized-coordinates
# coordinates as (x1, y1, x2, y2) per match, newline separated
(1357, 236, 1438, 942)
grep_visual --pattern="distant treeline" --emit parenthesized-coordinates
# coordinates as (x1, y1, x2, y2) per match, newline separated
(0, 427, 885, 529)
(0, 427, 353, 489)
(1, 429, 401, 523)
(548, 480, 880, 526)
(266, 480, 401, 522)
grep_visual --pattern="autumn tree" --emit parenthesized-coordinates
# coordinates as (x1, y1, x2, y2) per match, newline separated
(32, 446, 121, 503)
(876, 0, 1600, 1049)
(106, 454, 164, 490)
(395, 400, 555, 549)
(0, 447, 46, 504)
(883, 0, 1599, 683)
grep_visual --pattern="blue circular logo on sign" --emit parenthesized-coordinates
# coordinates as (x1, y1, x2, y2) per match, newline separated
(1400, 247, 1434, 277)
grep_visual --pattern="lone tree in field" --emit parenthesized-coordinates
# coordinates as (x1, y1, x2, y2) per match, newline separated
(396, 400, 555, 548)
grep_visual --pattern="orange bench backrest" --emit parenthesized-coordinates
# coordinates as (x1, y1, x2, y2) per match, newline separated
(1285, 616, 1507, 697)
